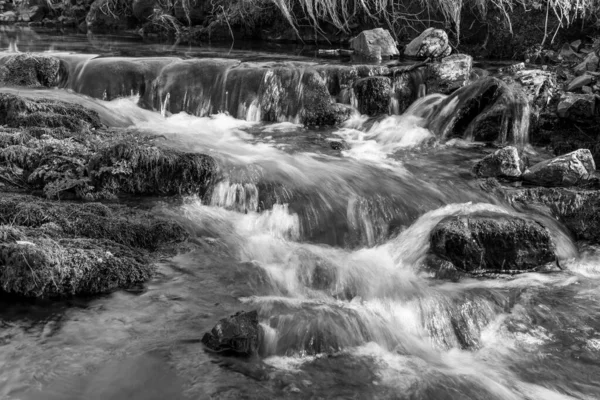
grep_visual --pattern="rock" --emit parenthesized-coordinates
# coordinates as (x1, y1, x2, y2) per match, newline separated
(0, 11, 16, 22)
(353, 76, 391, 116)
(574, 52, 599, 75)
(522, 149, 596, 187)
(430, 212, 556, 273)
(505, 187, 600, 243)
(582, 86, 593, 94)
(502, 62, 525, 74)
(132, 0, 156, 22)
(558, 42, 583, 62)
(473, 146, 522, 178)
(0, 234, 153, 298)
(513, 69, 557, 110)
(0, 53, 61, 88)
(350, 28, 399, 59)
(425, 54, 472, 94)
(567, 74, 595, 92)
(202, 311, 260, 356)
(557, 93, 596, 120)
(404, 28, 451, 59)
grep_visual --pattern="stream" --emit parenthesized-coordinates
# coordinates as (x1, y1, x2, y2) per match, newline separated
(1, 28, 600, 400)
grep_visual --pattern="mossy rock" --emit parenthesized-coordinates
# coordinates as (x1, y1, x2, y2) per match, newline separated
(353, 76, 392, 116)
(88, 139, 217, 196)
(0, 93, 101, 133)
(0, 53, 61, 87)
(0, 194, 188, 251)
(0, 231, 152, 298)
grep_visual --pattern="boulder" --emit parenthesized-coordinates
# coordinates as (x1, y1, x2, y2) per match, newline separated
(353, 76, 392, 116)
(202, 311, 260, 356)
(567, 74, 595, 92)
(132, 0, 156, 22)
(426, 53, 472, 94)
(0, 54, 61, 88)
(350, 28, 399, 59)
(574, 51, 599, 75)
(430, 212, 556, 272)
(557, 93, 596, 120)
(404, 28, 451, 59)
(473, 146, 522, 178)
(522, 149, 596, 187)
(505, 187, 600, 243)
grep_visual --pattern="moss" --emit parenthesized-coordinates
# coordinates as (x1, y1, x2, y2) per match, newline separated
(353, 76, 392, 116)
(0, 54, 61, 87)
(0, 234, 152, 298)
(0, 194, 188, 251)
(0, 93, 101, 133)
(88, 139, 217, 196)
(301, 70, 352, 126)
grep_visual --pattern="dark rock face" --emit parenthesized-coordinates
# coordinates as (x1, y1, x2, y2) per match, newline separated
(353, 76, 391, 116)
(350, 28, 399, 59)
(404, 28, 451, 59)
(202, 311, 260, 357)
(430, 213, 556, 272)
(522, 149, 596, 187)
(505, 187, 600, 243)
(0, 54, 61, 87)
(473, 146, 522, 178)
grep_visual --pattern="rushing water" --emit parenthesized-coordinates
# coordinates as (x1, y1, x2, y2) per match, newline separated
(2, 29, 600, 400)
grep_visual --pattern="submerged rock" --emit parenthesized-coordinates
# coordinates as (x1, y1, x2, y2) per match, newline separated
(202, 311, 260, 356)
(0, 53, 61, 87)
(350, 28, 399, 59)
(473, 146, 522, 178)
(426, 54, 472, 94)
(404, 28, 451, 59)
(430, 213, 556, 272)
(353, 76, 391, 116)
(523, 149, 596, 187)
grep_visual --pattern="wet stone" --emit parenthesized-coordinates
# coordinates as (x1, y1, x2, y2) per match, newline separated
(202, 311, 260, 357)
(473, 146, 522, 178)
(523, 149, 596, 187)
(404, 28, 451, 59)
(430, 212, 556, 273)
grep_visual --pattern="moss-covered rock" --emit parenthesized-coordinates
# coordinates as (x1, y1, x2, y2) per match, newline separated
(0, 229, 152, 298)
(0, 93, 101, 133)
(0, 53, 61, 87)
(0, 194, 188, 251)
(88, 139, 217, 196)
(353, 76, 392, 116)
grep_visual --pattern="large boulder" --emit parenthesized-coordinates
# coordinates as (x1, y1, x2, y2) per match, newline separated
(522, 149, 596, 187)
(350, 28, 399, 59)
(430, 213, 556, 273)
(353, 76, 392, 116)
(426, 53, 472, 94)
(404, 28, 451, 59)
(0, 54, 61, 87)
(557, 93, 596, 120)
(473, 146, 522, 178)
(202, 311, 260, 356)
(567, 74, 595, 92)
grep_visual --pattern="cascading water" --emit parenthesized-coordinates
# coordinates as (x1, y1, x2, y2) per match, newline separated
(1, 35, 600, 400)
